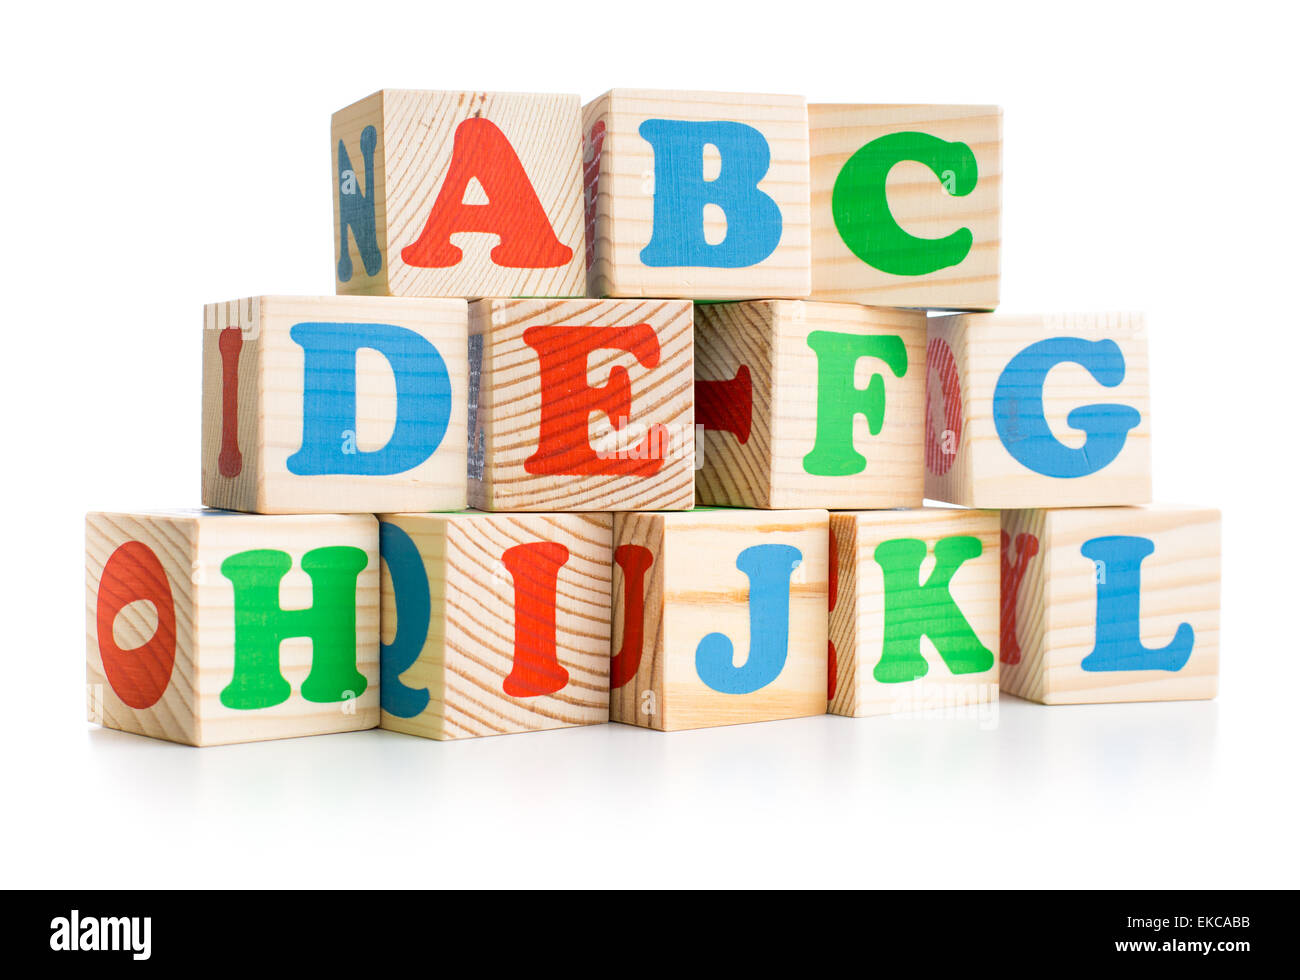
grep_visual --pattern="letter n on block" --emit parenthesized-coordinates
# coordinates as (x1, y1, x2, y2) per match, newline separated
(468, 298, 694, 511)
(809, 104, 1001, 311)
(86, 510, 380, 746)
(611, 509, 827, 731)
(377, 512, 612, 739)
(202, 295, 468, 514)
(582, 89, 810, 300)
(695, 300, 926, 508)
(332, 90, 585, 298)
(1000, 506, 1220, 704)
(924, 313, 1152, 508)
(828, 508, 1000, 717)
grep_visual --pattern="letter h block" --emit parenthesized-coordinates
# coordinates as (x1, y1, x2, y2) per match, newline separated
(829, 508, 1000, 717)
(1000, 505, 1220, 704)
(86, 510, 380, 746)
(202, 295, 468, 514)
(469, 298, 695, 511)
(611, 509, 828, 731)
(924, 313, 1152, 508)
(333, 90, 585, 298)
(378, 512, 613, 739)
(695, 300, 926, 509)
(582, 89, 811, 300)
(809, 104, 1002, 311)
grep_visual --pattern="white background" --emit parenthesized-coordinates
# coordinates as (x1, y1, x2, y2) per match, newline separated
(2, 0, 1296, 888)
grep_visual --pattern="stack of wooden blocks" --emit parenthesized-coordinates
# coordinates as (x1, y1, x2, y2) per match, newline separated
(85, 90, 1221, 746)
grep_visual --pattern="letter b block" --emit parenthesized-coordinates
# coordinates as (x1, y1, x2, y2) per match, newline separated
(829, 508, 1000, 717)
(612, 509, 828, 731)
(1000, 506, 1220, 704)
(202, 295, 468, 514)
(924, 313, 1152, 508)
(86, 510, 379, 746)
(378, 512, 613, 739)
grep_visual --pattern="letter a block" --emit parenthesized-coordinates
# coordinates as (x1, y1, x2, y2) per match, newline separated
(582, 89, 811, 300)
(1000, 506, 1220, 704)
(924, 313, 1152, 508)
(202, 295, 468, 514)
(809, 104, 1002, 311)
(86, 510, 380, 746)
(469, 298, 695, 511)
(611, 509, 828, 731)
(378, 512, 613, 739)
(696, 300, 926, 508)
(333, 90, 585, 298)
(828, 508, 1000, 717)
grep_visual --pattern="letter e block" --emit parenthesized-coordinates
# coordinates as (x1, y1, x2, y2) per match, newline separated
(202, 295, 468, 514)
(1000, 505, 1220, 704)
(86, 510, 379, 746)
(612, 509, 827, 731)
(378, 512, 612, 739)
(696, 300, 925, 508)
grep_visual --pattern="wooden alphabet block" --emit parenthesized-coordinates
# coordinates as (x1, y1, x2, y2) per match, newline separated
(378, 511, 612, 739)
(1000, 505, 1220, 704)
(582, 89, 811, 300)
(695, 300, 926, 509)
(468, 298, 694, 511)
(333, 90, 585, 298)
(86, 510, 379, 746)
(202, 295, 468, 514)
(809, 104, 1002, 311)
(611, 509, 827, 731)
(829, 508, 1000, 717)
(924, 313, 1152, 508)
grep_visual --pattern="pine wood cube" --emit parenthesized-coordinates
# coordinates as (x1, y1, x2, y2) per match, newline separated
(810, 104, 1002, 311)
(829, 508, 1000, 717)
(1000, 505, 1220, 705)
(469, 298, 694, 511)
(582, 89, 811, 300)
(924, 313, 1152, 508)
(86, 510, 379, 746)
(202, 295, 468, 514)
(378, 511, 612, 739)
(695, 300, 926, 509)
(611, 508, 828, 731)
(333, 90, 585, 298)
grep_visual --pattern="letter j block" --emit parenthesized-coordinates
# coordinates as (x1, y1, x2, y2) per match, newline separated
(86, 510, 380, 746)
(202, 295, 468, 514)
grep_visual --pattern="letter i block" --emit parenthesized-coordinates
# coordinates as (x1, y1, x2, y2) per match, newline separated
(924, 313, 1152, 508)
(611, 509, 828, 731)
(333, 90, 585, 298)
(582, 89, 811, 300)
(86, 510, 379, 746)
(829, 508, 1000, 717)
(378, 512, 613, 739)
(809, 104, 1002, 311)
(695, 300, 926, 508)
(1000, 506, 1220, 704)
(469, 298, 695, 511)
(202, 295, 468, 514)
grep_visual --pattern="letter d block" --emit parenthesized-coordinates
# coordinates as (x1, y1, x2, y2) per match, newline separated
(86, 510, 379, 746)
(612, 509, 828, 731)
(333, 90, 584, 298)
(925, 313, 1152, 508)
(695, 300, 926, 508)
(202, 295, 468, 514)
(1000, 506, 1220, 704)
(583, 89, 811, 299)
(469, 298, 694, 511)
(829, 508, 1000, 717)
(378, 512, 613, 739)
